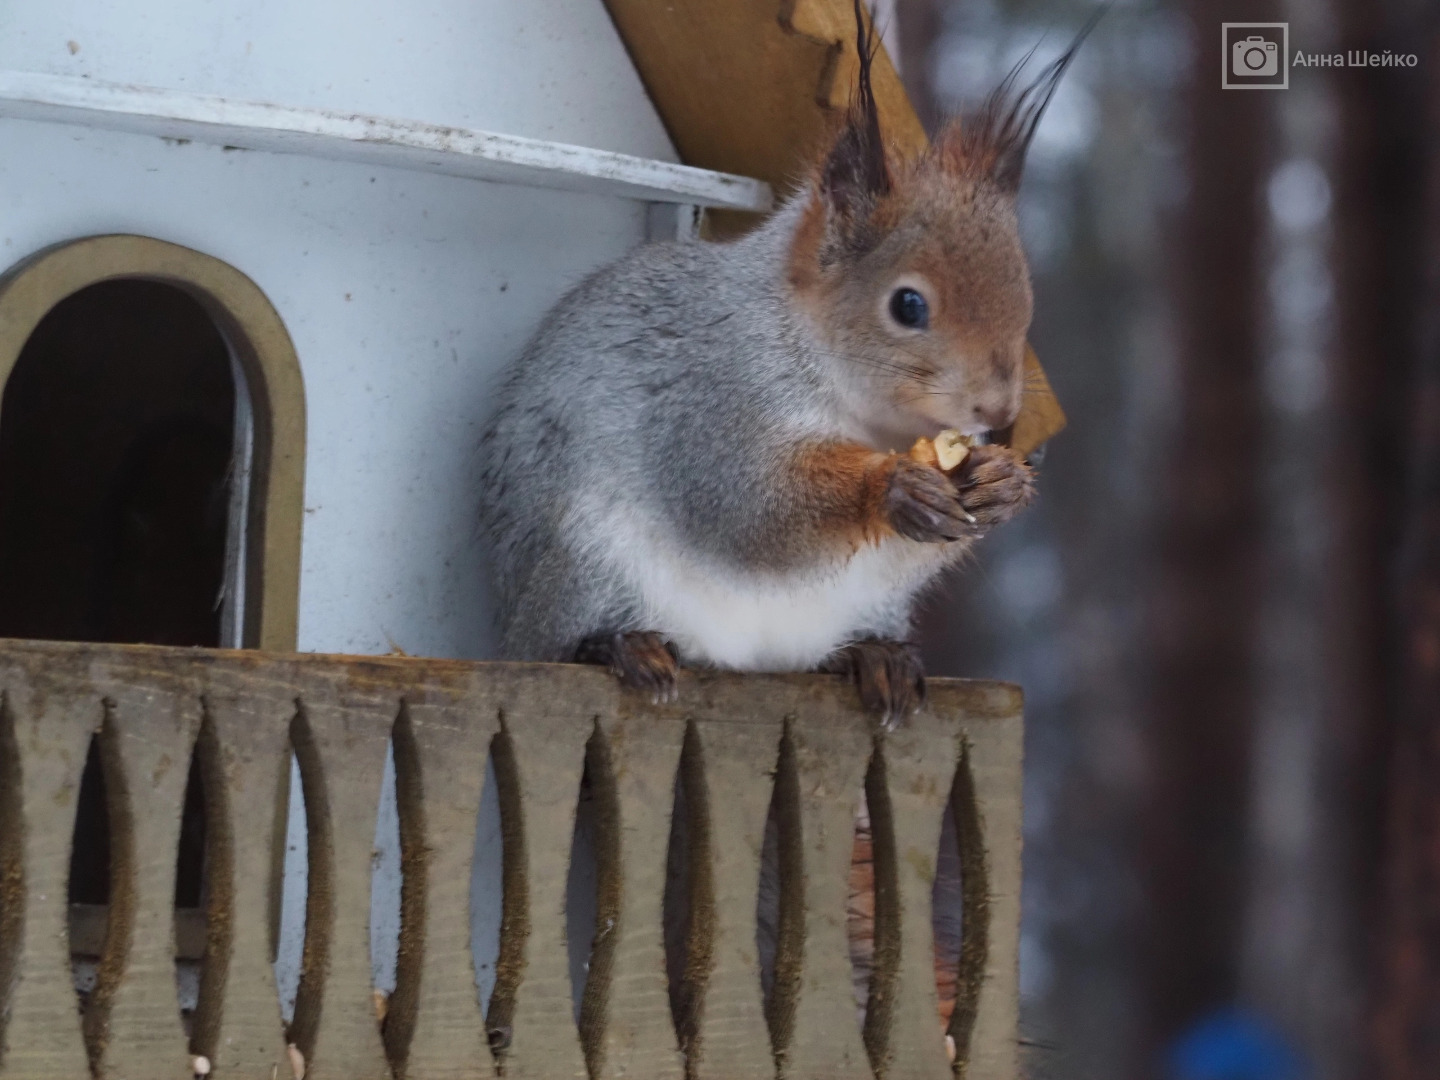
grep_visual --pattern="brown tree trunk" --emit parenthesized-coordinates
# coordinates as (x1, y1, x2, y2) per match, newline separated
(1356, 6, 1440, 1073)
(1137, 0, 1277, 1064)
(893, 0, 941, 135)
(1326, 0, 1427, 1005)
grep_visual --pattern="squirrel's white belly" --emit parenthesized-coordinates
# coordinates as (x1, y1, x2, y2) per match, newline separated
(587, 506, 946, 670)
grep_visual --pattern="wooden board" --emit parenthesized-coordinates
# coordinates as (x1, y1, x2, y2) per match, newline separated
(0, 71, 773, 213)
(601, 0, 925, 224)
(0, 638, 1023, 1080)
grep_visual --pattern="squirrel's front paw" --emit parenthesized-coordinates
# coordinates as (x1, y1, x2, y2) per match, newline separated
(820, 638, 926, 730)
(574, 630, 679, 703)
(955, 445, 1035, 530)
(884, 457, 977, 543)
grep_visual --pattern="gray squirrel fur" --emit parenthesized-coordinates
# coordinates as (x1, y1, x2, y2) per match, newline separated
(478, 7, 1090, 716)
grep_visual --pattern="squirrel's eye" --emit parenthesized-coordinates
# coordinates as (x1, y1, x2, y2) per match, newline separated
(888, 287, 929, 329)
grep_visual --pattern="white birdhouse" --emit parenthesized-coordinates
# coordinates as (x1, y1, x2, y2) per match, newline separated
(0, 5, 1038, 1078)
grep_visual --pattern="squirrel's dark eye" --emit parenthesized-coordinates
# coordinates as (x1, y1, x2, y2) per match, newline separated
(888, 287, 929, 329)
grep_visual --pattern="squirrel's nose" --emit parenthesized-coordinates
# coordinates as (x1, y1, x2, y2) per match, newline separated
(972, 403, 1015, 432)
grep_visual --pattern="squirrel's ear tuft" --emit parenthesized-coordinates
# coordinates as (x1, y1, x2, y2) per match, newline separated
(935, 8, 1103, 192)
(821, 0, 891, 221)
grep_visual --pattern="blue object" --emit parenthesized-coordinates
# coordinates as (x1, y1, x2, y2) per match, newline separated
(1166, 1007, 1310, 1080)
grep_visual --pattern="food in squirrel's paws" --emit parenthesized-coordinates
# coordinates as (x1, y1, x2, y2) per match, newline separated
(908, 429, 976, 473)
(908, 429, 979, 524)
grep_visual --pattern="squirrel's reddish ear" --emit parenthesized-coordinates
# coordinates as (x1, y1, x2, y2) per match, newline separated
(936, 9, 1102, 192)
(822, 0, 891, 220)
(932, 116, 980, 181)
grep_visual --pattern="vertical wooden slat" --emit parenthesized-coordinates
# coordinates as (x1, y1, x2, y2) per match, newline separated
(289, 665, 394, 1080)
(875, 723, 960, 1080)
(785, 710, 872, 1080)
(400, 673, 501, 1080)
(0, 662, 95, 1080)
(91, 668, 201, 1080)
(488, 674, 592, 1080)
(686, 714, 781, 1080)
(960, 704, 1024, 1080)
(0, 684, 21, 1069)
(198, 662, 298, 1079)
(590, 708, 686, 1080)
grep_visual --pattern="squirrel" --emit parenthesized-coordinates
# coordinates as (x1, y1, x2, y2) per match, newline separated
(479, 2, 1086, 726)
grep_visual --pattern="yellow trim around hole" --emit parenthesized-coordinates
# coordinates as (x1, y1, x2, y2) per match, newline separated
(0, 234, 305, 651)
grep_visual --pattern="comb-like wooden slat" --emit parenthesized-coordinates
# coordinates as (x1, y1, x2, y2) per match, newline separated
(286, 665, 395, 1080)
(0, 665, 96, 1080)
(959, 688, 1025, 1080)
(88, 668, 201, 1080)
(872, 723, 962, 1080)
(588, 709, 686, 1080)
(684, 712, 783, 1080)
(486, 676, 592, 1079)
(195, 662, 298, 1079)
(784, 710, 873, 1080)
(397, 672, 501, 1080)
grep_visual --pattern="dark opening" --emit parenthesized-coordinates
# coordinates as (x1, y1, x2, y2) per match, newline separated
(174, 755, 207, 910)
(174, 748, 207, 1038)
(0, 278, 239, 1013)
(0, 278, 235, 647)
(68, 739, 112, 907)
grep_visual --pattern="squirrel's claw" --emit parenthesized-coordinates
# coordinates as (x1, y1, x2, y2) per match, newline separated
(885, 457, 978, 543)
(821, 638, 927, 730)
(575, 630, 680, 703)
(954, 445, 1036, 529)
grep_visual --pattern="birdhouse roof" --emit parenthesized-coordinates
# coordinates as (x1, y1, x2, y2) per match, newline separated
(602, 1, 925, 211)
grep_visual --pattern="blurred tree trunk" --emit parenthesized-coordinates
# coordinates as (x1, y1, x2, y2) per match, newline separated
(1343, 2, 1440, 1073)
(1324, 0, 1416, 1070)
(893, 0, 941, 135)
(1137, 0, 1277, 1067)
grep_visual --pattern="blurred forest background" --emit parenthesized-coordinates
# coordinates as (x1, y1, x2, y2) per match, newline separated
(880, 0, 1440, 1077)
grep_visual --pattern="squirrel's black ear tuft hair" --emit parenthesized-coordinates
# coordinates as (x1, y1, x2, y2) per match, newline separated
(822, 0, 891, 218)
(962, 6, 1105, 192)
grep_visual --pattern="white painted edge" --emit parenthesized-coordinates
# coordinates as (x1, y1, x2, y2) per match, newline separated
(0, 70, 774, 213)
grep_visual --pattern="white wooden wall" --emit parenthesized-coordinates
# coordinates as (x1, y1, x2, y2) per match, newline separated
(0, 0, 684, 661)
(0, 0, 749, 1020)
(0, 0, 678, 160)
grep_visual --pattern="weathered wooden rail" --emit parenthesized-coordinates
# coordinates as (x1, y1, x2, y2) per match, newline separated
(0, 640, 1022, 1080)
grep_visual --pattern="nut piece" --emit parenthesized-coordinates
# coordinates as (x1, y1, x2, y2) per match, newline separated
(908, 428, 973, 474)
(191, 1056, 212, 1078)
(907, 436, 939, 470)
(287, 1043, 306, 1080)
(934, 429, 971, 471)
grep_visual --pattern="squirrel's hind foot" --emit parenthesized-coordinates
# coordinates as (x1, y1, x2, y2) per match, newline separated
(820, 638, 926, 730)
(575, 630, 680, 704)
